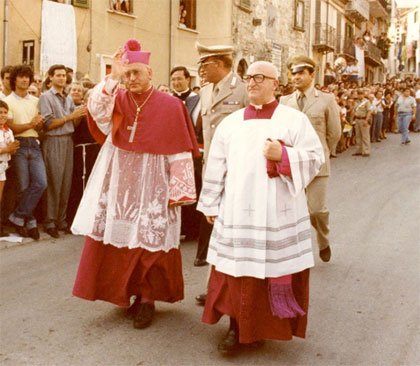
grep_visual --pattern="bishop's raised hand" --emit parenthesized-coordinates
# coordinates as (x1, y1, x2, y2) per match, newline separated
(110, 48, 126, 81)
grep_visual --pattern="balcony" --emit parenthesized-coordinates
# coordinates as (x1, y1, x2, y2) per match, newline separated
(345, 0, 369, 23)
(369, 0, 389, 18)
(312, 23, 336, 53)
(364, 41, 382, 66)
(335, 37, 358, 62)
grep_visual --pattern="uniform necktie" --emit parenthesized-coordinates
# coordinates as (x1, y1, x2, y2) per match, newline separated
(297, 92, 305, 111)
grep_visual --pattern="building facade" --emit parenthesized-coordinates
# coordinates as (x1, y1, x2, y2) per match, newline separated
(1, 0, 396, 87)
(309, 0, 391, 85)
(393, 4, 419, 77)
(0, 0, 232, 86)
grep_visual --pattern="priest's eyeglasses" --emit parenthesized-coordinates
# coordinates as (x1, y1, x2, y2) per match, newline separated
(243, 74, 276, 83)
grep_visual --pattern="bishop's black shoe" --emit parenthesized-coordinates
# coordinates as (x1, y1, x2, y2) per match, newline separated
(133, 303, 155, 329)
(126, 296, 142, 319)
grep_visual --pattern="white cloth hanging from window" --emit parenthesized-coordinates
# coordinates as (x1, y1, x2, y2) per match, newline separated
(40, 0, 77, 74)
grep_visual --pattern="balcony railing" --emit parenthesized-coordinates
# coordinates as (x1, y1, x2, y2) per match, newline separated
(369, 0, 390, 18)
(346, 0, 369, 22)
(313, 23, 336, 53)
(343, 37, 355, 58)
(377, 0, 389, 10)
(365, 41, 382, 66)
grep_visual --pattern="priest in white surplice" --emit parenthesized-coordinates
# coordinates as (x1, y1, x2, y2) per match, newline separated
(197, 61, 324, 355)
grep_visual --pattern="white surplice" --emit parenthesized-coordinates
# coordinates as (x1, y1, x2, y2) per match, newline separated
(71, 79, 196, 252)
(197, 104, 325, 279)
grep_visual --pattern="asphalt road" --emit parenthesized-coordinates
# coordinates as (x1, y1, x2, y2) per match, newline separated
(1, 132, 419, 366)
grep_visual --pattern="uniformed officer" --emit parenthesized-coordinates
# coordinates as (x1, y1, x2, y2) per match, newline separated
(194, 42, 248, 303)
(280, 55, 341, 262)
(195, 42, 249, 166)
(351, 89, 372, 156)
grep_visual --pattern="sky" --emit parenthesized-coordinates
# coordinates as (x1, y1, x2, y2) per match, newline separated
(394, 0, 419, 8)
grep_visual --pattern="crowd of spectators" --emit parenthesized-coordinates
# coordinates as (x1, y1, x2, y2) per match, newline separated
(0, 61, 419, 240)
(276, 76, 419, 156)
(0, 64, 98, 239)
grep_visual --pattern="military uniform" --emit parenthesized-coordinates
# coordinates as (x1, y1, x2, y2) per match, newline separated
(280, 55, 341, 255)
(194, 42, 248, 265)
(200, 72, 248, 164)
(353, 98, 372, 155)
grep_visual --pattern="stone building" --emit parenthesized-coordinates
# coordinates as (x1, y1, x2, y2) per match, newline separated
(231, 0, 311, 84)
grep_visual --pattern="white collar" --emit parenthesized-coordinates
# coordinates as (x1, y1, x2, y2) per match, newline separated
(250, 98, 276, 110)
(173, 88, 190, 96)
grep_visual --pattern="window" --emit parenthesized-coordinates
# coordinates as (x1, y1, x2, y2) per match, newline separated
(239, 0, 251, 11)
(72, 0, 89, 8)
(22, 40, 35, 66)
(179, 0, 196, 30)
(414, 11, 418, 23)
(49, 0, 88, 6)
(109, 0, 132, 14)
(294, 0, 304, 30)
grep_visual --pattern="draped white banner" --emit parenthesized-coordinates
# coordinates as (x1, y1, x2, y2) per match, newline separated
(40, 0, 77, 74)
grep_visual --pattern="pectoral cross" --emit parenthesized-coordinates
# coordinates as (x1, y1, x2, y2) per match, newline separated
(127, 107, 141, 143)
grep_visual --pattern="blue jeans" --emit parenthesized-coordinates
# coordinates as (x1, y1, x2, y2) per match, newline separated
(9, 137, 47, 229)
(415, 102, 420, 132)
(397, 113, 412, 144)
(372, 112, 383, 141)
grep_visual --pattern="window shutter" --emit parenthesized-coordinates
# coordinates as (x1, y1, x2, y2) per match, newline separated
(72, 0, 89, 8)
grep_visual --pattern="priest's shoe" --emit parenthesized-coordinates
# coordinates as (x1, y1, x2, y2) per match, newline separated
(133, 303, 155, 329)
(218, 329, 239, 355)
(195, 293, 207, 306)
(319, 246, 331, 262)
(126, 296, 142, 319)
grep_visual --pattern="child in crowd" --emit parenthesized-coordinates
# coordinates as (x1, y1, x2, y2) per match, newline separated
(345, 97, 355, 148)
(0, 100, 19, 236)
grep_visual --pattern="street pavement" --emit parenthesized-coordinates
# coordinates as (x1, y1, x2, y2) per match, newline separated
(1, 132, 419, 366)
